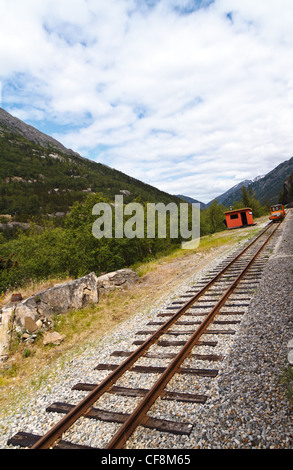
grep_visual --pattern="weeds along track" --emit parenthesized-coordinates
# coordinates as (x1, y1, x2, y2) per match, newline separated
(8, 220, 283, 449)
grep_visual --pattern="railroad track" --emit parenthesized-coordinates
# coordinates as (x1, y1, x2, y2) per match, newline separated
(8, 219, 283, 450)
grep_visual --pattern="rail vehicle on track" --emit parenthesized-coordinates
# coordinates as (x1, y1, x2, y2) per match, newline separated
(269, 204, 286, 222)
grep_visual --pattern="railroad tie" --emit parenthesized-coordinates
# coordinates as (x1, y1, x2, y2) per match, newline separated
(46, 402, 194, 435)
(94, 363, 218, 377)
(72, 383, 208, 404)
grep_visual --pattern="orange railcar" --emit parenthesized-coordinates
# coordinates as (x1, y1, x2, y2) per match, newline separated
(269, 204, 285, 222)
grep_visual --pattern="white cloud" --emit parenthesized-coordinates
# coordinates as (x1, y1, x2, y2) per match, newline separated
(1, 0, 293, 202)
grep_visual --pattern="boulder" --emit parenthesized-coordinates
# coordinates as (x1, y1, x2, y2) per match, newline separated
(11, 293, 23, 303)
(0, 268, 139, 362)
(0, 305, 15, 362)
(96, 269, 139, 294)
(13, 272, 99, 328)
(43, 331, 65, 346)
(287, 338, 293, 366)
(24, 317, 39, 333)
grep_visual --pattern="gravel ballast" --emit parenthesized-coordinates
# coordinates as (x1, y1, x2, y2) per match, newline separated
(1, 213, 292, 450)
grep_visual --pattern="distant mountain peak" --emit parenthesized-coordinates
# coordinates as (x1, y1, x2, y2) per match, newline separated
(208, 157, 293, 207)
(252, 174, 265, 183)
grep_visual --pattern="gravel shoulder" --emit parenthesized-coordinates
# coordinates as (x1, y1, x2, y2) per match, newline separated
(185, 212, 293, 449)
(0, 214, 292, 450)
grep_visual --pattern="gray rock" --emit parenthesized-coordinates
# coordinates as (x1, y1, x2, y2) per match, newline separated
(96, 269, 139, 294)
(24, 317, 39, 333)
(288, 350, 293, 365)
(13, 272, 99, 327)
(0, 305, 15, 361)
(43, 331, 66, 346)
(0, 269, 139, 362)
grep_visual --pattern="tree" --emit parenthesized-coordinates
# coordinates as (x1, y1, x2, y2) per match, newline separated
(206, 200, 226, 233)
(241, 186, 250, 207)
(238, 185, 267, 217)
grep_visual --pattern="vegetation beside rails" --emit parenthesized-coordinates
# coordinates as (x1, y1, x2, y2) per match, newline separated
(280, 365, 293, 404)
(0, 184, 270, 295)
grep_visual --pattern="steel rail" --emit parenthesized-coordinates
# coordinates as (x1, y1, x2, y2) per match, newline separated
(105, 221, 280, 449)
(31, 221, 275, 449)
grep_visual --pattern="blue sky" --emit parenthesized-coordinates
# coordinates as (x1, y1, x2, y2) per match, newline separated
(1, 0, 293, 203)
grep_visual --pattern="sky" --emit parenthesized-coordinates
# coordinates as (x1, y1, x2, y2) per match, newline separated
(1, 0, 293, 203)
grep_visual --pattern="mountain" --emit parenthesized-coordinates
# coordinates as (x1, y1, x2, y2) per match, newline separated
(176, 195, 206, 210)
(0, 107, 80, 158)
(208, 156, 293, 207)
(282, 172, 293, 206)
(0, 107, 181, 221)
(208, 180, 253, 207)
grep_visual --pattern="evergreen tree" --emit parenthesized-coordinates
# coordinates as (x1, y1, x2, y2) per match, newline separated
(206, 200, 226, 233)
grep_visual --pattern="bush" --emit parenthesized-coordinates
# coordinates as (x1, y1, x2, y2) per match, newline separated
(0, 195, 180, 293)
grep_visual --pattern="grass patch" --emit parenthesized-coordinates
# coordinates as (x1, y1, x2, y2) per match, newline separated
(280, 365, 293, 402)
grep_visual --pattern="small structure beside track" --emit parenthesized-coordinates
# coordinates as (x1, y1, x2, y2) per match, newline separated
(224, 207, 254, 230)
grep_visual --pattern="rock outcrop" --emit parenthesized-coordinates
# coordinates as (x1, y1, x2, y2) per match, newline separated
(96, 268, 139, 294)
(0, 269, 139, 362)
(12, 272, 99, 329)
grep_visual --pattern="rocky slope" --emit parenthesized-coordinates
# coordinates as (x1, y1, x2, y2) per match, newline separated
(0, 107, 80, 158)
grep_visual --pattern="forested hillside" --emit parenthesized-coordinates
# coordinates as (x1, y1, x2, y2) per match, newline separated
(0, 122, 186, 292)
(0, 129, 180, 221)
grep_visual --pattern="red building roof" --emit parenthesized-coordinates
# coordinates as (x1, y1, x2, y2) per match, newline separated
(224, 207, 252, 214)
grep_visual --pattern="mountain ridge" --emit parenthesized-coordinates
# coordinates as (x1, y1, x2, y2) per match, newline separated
(0, 107, 81, 159)
(206, 156, 293, 207)
(2, 106, 292, 216)
(0, 107, 181, 220)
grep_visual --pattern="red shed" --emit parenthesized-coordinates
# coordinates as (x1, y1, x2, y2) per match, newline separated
(224, 207, 254, 230)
